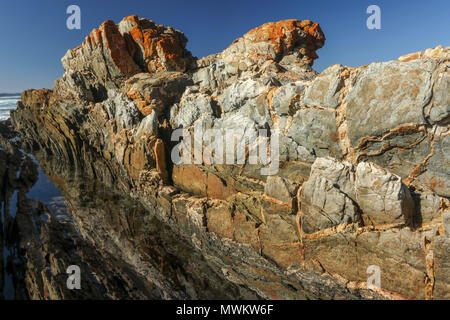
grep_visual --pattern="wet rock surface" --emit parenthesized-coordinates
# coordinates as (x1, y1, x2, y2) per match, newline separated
(3, 16, 449, 299)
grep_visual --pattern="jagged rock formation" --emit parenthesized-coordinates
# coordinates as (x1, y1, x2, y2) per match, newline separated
(54, 15, 194, 102)
(8, 15, 450, 299)
(1, 125, 254, 300)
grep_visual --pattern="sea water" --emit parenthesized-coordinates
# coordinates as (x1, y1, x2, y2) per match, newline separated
(0, 93, 20, 121)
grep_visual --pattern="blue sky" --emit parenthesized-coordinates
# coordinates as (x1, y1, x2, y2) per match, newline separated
(0, 0, 448, 93)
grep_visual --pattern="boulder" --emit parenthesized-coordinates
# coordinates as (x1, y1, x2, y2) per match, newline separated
(303, 64, 345, 109)
(355, 162, 414, 226)
(346, 60, 434, 146)
(299, 157, 360, 233)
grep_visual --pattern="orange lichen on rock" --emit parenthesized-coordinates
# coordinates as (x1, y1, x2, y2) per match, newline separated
(70, 19, 140, 79)
(102, 20, 141, 76)
(118, 15, 193, 73)
(244, 19, 325, 55)
(219, 18, 326, 67)
(61, 15, 194, 92)
(125, 89, 152, 115)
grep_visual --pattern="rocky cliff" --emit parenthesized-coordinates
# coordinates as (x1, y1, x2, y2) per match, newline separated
(8, 15, 450, 299)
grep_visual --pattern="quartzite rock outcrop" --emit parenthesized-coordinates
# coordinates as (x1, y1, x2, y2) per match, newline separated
(8, 15, 450, 299)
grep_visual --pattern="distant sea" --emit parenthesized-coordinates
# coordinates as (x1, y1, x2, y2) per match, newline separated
(0, 93, 20, 121)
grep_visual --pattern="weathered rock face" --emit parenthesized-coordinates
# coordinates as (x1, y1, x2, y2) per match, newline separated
(8, 15, 450, 300)
(54, 16, 194, 102)
(355, 162, 415, 226)
(299, 157, 361, 234)
(118, 15, 194, 73)
(1, 124, 259, 300)
(222, 19, 324, 68)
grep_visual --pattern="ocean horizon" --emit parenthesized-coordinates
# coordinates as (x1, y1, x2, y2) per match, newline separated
(0, 93, 20, 121)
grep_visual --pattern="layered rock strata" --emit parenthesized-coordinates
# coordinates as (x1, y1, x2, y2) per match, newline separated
(9, 16, 450, 299)
(1, 125, 254, 299)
